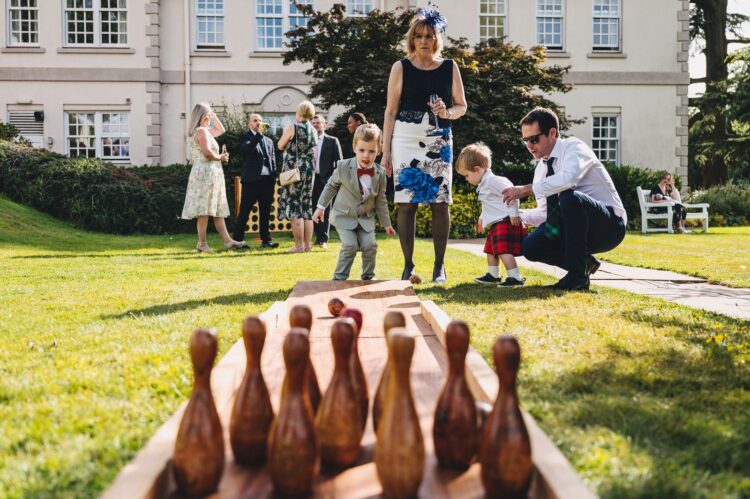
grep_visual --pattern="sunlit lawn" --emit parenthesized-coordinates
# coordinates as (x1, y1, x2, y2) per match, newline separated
(1, 195, 748, 498)
(603, 227, 750, 287)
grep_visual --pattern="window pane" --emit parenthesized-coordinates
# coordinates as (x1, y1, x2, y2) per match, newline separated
(67, 113, 96, 158)
(100, 0, 127, 45)
(197, 0, 225, 47)
(347, 0, 373, 16)
(592, 115, 619, 164)
(101, 112, 130, 159)
(9, 0, 38, 45)
(479, 0, 505, 42)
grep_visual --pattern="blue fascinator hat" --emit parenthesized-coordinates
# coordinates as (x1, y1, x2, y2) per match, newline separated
(415, 4, 448, 33)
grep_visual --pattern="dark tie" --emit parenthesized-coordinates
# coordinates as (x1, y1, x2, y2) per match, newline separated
(356, 167, 375, 177)
(544, 157, 561, 240)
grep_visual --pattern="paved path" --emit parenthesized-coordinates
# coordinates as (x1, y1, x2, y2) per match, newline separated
(448, 239, 750, 321)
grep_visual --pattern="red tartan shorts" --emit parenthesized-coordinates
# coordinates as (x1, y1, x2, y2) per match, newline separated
(483, 218, 527, 256)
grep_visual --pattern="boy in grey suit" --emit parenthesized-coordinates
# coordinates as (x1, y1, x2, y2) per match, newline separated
(313, 124, 395, 280)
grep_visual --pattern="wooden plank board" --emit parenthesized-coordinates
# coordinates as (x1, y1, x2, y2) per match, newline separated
(420, 300, 597, 499)
(103, 281, 594, 498)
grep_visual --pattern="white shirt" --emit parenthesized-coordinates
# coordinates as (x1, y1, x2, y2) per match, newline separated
(315, 132, 324, 174)
(252, 130, 271, 176)
(357, 161, 372, 198)
(476, 170, 519, 227)
(521, 136, 627, 226)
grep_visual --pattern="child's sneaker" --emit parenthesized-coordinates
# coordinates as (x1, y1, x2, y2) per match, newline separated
(474, 273, 503, 285)
(498, 277, 526, 287)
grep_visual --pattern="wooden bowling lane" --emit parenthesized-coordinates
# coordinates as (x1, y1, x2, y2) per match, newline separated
(103, 280, 594, 499)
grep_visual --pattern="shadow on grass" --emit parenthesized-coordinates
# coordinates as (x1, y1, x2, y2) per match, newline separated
(103, 289, 292, 319)
(531, 343, 750, 497)
(11, 248, 310, 261)
(417, 282, 567, 304)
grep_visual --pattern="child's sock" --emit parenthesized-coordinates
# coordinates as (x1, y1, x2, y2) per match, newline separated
(507, 267, 522, 280)
(488, 266, 500, 278)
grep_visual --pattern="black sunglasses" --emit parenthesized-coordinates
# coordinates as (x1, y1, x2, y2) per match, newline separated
(521, 131, 546, 145)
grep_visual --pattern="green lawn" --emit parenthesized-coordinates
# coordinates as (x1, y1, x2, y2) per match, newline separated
(603, 227, 750, 288)
(1, 195, 748, 498)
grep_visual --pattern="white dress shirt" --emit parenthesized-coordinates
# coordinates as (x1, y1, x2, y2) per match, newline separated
(315, 133, 324, 174)
(521, 136, 627, 226)
(477, 170, 519, 227)
(252, 130, 271, 176)
(357, 161, 373, 198)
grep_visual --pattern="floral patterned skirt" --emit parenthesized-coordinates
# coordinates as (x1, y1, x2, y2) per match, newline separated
(392, 112, 452, 204)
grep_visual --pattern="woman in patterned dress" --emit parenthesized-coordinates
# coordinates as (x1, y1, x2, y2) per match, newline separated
(277, 101, 317, 252)
(382, 8, 467, 283)
(181, 102, 246, 253)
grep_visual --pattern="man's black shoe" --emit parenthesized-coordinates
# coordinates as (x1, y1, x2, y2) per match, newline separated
(499, 276, 526, 287)
(587, 256, 601, 276)
(261, 241, 279, 249)
(474, 273, 502, 285)
(548, 274, 590, 291)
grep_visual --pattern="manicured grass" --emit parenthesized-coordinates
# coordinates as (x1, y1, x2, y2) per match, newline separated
(602, 227, 750, 288)
(1, 195, 748, 498)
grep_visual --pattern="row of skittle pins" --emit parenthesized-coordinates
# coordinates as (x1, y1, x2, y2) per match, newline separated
(172, 301, 533, 498)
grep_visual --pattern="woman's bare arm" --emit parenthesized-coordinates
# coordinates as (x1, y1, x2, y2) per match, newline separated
(195, 128, 222, 161)
(381, 61, 403, 176)
(277, 124, 294, 150)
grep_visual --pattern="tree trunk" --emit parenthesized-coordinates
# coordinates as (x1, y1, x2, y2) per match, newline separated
(695, 0, 729, 186)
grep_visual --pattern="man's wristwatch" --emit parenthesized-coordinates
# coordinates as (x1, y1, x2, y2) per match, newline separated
(445, 109, 453, 119)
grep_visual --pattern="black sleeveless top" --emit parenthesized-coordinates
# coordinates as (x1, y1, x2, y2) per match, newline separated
(398, 58, 454, 129)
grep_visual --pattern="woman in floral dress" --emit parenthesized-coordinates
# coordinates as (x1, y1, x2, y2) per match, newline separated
(181, 102, 245, 253)
(277, 101, 317, 252)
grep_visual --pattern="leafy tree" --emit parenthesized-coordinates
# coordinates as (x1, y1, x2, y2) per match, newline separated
(443, 38, 579, 165)
(284, 4, 412, 139)
(284, 4, 578, 172)
(0, 121, 20, 142)
(689, 0, 749, 186)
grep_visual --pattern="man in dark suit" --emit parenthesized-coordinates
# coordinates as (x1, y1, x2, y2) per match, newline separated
(311, 114, 343, 249)
(233, 113, 279, 248)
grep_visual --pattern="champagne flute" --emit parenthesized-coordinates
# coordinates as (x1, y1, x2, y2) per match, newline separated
(427, 94, 445, 136)
(221, 144, 228, 163)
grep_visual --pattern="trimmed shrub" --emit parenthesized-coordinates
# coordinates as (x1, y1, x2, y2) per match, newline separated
(686, 181, 750, 226)
(0, 141, 195, 234)
(604, 164, 665, 230)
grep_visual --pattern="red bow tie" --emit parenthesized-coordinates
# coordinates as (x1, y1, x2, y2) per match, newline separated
(356, 167, 375, 177)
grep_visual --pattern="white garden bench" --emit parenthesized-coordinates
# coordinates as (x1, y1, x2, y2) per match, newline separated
(637, 186, 710, 233)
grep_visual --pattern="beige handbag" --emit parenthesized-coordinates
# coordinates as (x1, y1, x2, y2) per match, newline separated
(279, 167, 300, 186)
(279, 125, 302, 187)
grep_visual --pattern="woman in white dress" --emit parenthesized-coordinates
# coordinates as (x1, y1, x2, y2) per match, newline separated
(181, 102, 246, 252)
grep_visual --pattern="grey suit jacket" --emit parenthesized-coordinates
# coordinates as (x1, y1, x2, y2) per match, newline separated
(317, 158, 391, 232)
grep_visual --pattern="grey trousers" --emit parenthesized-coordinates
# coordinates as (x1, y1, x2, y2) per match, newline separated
(334, 224, 378, 280)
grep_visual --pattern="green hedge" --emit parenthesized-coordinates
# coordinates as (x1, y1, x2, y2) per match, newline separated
(686, 181, 750, 226)
(0, 141, 197, 234)
(6, 139, 742, 237)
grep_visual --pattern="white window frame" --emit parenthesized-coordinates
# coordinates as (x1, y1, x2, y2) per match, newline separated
(591, 114, 620, 165)
(592, 0, 621, 52)
(536, 0, 564, 51)
(65, 111, 130, 162)
(7, 0, 39, 47)
(263, 112, 295, 135)
(62, 0, 128, 48)
(479, 0, 507, 43)
(195, 0, 224, 50)
(255, 0, 313, 52)
(346, 0, 373, 17)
